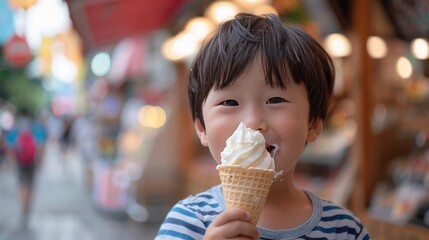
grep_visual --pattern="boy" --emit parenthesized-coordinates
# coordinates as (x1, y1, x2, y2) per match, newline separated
(157, 13, 370, 239)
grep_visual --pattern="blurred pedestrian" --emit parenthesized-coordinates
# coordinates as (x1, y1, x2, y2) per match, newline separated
(5, 109, 45, 226)
(46, 113, 63, 144)
(60, 115, 74, 153)
(32, 114, 48, 163)
(0, 129, 6, 171)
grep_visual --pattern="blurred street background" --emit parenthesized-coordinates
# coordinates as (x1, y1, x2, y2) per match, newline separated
(1, 0, 429, 240)
(0, 140, 159, 240)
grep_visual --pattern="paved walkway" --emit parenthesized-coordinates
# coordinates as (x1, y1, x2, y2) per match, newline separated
(0, 142, 159, 240)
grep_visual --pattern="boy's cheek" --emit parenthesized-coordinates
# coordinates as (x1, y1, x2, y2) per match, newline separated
(206, 137, 226, 164)
(207, 145, 221, 165)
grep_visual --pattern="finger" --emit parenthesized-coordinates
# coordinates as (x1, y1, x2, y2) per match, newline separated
(220, 221, 259, 239)
(212, 208, 251, 227)
(233, 237, 258, 240)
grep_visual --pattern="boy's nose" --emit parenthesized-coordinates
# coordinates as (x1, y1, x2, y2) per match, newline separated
(242, 109, 268, 132)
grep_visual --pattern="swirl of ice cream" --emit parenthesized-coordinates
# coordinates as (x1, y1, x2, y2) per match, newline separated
(220, 122, 275, 170)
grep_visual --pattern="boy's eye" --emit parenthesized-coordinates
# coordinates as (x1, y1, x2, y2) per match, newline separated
(220, 99, 239, 106)
(266, 97, 286, 104)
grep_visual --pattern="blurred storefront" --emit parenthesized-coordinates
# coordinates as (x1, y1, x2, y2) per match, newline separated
(64, 0, 189, 221)
(1, 0, 429, 239)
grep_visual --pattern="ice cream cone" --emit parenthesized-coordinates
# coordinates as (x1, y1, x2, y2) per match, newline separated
(217, 165, 274, 225)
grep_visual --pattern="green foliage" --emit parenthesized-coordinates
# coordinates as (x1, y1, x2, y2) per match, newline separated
(0, 47, 48, 117)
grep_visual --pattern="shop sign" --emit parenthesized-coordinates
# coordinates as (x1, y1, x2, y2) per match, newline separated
(4, 34, 32, 68)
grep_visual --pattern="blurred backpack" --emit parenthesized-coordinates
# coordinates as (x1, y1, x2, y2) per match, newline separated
(15, 130, 37, 166)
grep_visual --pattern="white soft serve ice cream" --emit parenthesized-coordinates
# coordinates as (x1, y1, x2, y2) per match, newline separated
(220, 122, 275, 170)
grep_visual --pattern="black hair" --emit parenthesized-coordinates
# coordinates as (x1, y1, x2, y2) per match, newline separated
(188, 13, 335, 128)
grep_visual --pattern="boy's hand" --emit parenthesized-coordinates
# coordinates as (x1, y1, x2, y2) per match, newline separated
(203, 209, 260, 240)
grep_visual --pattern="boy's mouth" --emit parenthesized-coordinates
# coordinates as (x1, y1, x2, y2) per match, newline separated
(266, 144, 279, 158)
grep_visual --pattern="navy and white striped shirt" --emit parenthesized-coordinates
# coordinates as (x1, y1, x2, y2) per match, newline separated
(156, 185, 370, 240)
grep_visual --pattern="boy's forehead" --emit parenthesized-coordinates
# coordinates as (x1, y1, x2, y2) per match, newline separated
(211, 65, 292, 91)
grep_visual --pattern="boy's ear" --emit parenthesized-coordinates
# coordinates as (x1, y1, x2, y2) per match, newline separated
(194, 119, 208, 147)
(306, 119, 323, 142)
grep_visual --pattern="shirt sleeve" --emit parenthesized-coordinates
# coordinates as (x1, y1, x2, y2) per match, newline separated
(156, 202, 209, 240)
(356, 223, 371, 240)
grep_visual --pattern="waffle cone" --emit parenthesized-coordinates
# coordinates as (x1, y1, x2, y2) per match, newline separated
(216, 165, 274, 225)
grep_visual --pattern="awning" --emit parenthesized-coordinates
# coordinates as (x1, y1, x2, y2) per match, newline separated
(66, 0, 189, 50)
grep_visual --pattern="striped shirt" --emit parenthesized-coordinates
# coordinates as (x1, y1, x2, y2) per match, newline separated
(156, 185, 370, 240)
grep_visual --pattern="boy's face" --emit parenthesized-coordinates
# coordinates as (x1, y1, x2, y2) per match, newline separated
(194, 57, 323, 176)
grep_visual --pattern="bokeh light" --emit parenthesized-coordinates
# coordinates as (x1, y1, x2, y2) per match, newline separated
(0, 110, 14, 131)
(411, 38, 429, 60)
(91, 52, 111, 77)
(367, 36, 387, 59)
(324, 33, 352, 57)
(184, 17, 215, 41)
(138, 105, 167, 129)
(396, 57, 412, 79)
(205, 1, 240, 24)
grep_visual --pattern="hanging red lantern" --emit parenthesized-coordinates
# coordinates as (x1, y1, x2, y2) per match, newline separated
(4, 34, 32, 68)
